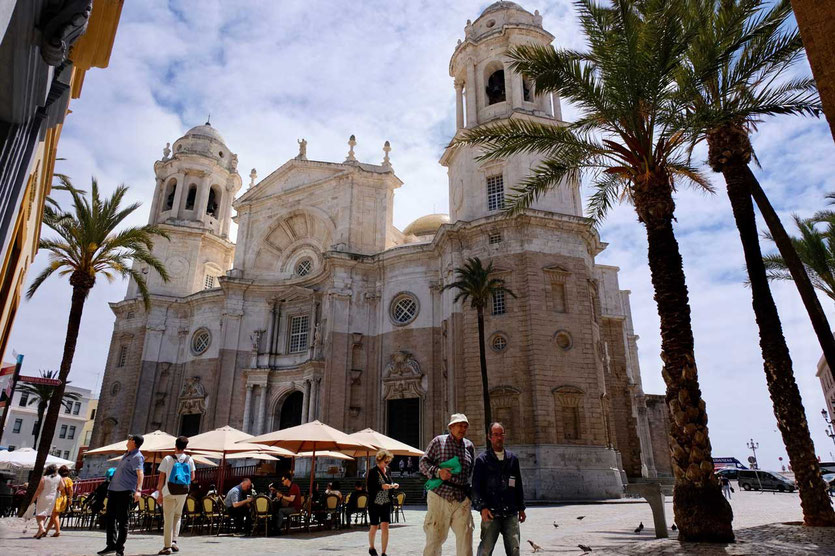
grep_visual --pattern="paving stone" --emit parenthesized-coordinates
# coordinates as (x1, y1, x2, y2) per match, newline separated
(1, 490, 830, 555)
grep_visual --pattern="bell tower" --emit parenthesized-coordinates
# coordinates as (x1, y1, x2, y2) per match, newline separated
(127, 122, 242, 299)
(441, 2, 582, 222)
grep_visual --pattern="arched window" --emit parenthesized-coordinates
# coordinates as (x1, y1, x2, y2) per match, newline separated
(553, 386, 585, 442)
(486, 70, 506, 105)
(295, 258, 313, 277)
(523, 78, 533, 102)
(164, 180, 177, 211)
(278, 391, 304, 430)
(185, 184, 197, 210)
(206, 186, 220, 217)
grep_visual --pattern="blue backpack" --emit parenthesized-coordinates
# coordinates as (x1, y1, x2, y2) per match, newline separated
(167, 455, 191, 495)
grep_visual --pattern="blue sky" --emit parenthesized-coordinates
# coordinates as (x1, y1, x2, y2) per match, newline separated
(6, 0, 835, 473)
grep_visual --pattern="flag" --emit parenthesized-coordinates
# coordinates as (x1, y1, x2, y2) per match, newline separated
(0, 362, 15, 410)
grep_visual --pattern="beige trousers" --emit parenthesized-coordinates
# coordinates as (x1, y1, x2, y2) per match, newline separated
(423, 490, 474, 556)
(162, 494, 187, 548)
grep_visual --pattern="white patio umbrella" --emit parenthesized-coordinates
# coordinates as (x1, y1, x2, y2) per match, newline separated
(107, 452, 217, 467)
(347, 427, 424, 475)
(85, 430, 180, 471)
(296, 450, 355, 461)
(203, 451, 281, 461)
(0, 448, 74, 470)
(186, 426, 295, 490)
(85, 430, 178, 456)
(246, 420, 375, 519)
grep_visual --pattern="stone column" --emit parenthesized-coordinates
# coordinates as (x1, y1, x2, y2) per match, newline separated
(242, 384, 253, 433)
(302, 380, 311, 424)
(170, 171, 186, 219)
(551, 93, 562, 120)
(465, 61, 478, 127)
(255, 384, 268, 434)
(220, 186, 231, 238)
(149, 178, 163, 223)
(195, 174, 211, 222)
(509, 67, 523, 109)
(454, 79, 465, 129)
(311, 378, 321, 421)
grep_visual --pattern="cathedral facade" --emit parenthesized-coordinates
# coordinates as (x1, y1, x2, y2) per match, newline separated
(89, 2, 668, 499)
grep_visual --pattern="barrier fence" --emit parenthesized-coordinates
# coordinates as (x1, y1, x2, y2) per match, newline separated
(73, 464, 259, 496)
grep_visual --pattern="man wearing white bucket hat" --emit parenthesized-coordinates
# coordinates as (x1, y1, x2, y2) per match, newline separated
(419, 413, 476, 556)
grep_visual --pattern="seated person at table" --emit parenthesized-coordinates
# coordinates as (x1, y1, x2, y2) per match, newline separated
(267, 482, 279, 501)
(325, 481, 343, 503)
(344, 480, 368, 525)
(223, 478, 253, 534)
(272, 473, 302, 531)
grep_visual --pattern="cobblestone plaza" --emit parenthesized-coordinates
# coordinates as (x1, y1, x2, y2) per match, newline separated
(2, 491, 832, 555)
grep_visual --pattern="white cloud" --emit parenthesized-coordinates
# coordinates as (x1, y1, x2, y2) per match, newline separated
(7, 0, 835, 473)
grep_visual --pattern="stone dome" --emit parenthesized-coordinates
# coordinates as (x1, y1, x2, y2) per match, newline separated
(481, 1, 527, 16)
(403, 213, 450, 236)
(184, 123, 226, 145)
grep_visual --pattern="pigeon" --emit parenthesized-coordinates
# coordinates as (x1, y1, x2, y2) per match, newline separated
(578, 544, 593, 553)
(634, 521, 644, 534)
(576, 515, 586, 520)
(671, 523, 678, 531)
(553, 521, 559, 528)
(527, 539, 543, 552)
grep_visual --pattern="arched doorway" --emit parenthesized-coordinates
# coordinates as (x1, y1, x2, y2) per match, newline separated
(278, 391, 304, 430)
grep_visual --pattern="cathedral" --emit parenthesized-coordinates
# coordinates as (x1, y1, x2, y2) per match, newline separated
(89, 1, 671, 499)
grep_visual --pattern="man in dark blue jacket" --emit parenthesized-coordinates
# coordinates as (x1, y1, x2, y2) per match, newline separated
(472, 422, 526, 555)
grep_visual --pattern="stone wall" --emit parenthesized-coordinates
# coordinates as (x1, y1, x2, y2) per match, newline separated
(792, 0, 835, 142)
(645, 394, 673, 477)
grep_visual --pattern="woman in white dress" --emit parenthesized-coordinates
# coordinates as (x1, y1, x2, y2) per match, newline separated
(32, 464, 65, 539)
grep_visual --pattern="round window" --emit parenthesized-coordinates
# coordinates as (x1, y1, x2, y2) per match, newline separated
(110, 382, 121, 396)
(296, 258, 313, 277)
(390, 293, 419, 326)
(554, 330, 573, 351)
(491, 334, 508, 353)
(192, 328, 212, 355)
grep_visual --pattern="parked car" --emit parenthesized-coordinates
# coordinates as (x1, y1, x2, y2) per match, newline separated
(715, 468, 739, 480)
(819, 462, 835, 474)
(737, 470, 795, 492)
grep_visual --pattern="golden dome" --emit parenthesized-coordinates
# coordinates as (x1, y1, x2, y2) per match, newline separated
(403, 213, 450, 237)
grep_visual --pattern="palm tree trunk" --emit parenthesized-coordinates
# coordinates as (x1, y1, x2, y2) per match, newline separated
(633, 177, 733, 542)
(724, 163, 835, 525)
(32, 401, 47, 447)
(20, 279, 90, 516)
(749, 180, 835, 384)
(476, 307, 492, 436)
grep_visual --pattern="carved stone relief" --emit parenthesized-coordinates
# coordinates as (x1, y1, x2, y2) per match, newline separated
(382, 351, 426, 400)
(178, 376, 207, 415)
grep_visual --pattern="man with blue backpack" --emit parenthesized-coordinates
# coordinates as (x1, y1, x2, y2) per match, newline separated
(155, 436, 196, 555)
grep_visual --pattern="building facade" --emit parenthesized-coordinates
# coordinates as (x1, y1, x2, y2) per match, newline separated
(0, 0, 124, 363)
(90, 2, 669, 498)
(3, 383, 94, 462)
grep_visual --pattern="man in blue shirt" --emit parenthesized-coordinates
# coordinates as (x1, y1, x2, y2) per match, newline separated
(472, 423, 526, 555)
(98, 434, 145, 556)
(224, 478, 253, 534)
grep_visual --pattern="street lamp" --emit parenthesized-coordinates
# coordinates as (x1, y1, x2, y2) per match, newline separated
(746, 438, 764, 491)
(746, 438, 759, 469)
(821, 409, 835, 452)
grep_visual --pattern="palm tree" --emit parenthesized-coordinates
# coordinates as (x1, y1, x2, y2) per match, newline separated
(763, 214, 835, 305)
(442, 257, 516, 435)
(675, 0, 835, 525)
(454, 0, 734, 541)
(19, 178, 169, 515)
(17, 370, 81, 446)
